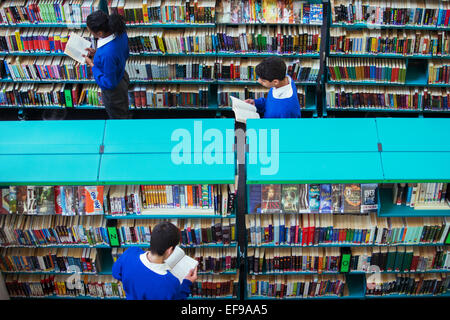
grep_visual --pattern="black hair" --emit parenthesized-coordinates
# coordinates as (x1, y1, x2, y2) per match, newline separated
(255, 56, 287, 82)
(86, 10, 126, 36)
(149, 222, 180, 256)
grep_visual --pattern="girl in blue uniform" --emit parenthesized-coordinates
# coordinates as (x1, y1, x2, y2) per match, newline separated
(83, 10, 130, 119)
(245, 56, 301, 118)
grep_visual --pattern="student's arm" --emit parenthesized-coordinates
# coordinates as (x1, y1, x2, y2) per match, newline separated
(92, 55, 121, 90)
(254, 97, 266, 113)
(112, 251, 124, 281)
(173, 279, 192, 300)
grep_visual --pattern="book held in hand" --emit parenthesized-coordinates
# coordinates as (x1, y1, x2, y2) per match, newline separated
(230, 96, 260, 123)
(165, 246, 199, 284)
(64, 33, 92, 64)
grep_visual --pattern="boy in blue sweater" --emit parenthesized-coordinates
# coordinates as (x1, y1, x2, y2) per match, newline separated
(112, 222, 197, 300)
(245, 57, 301, 118)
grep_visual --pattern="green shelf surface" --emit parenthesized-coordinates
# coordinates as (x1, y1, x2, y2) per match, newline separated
(376, 118, 450, 152)
(246, 118, 379, 153)
(103, 119, 235, 153)
(379, 188, 450, 217)
(246, 152, 383, 184)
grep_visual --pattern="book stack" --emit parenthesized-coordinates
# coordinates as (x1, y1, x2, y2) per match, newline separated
(326, 85, 423, 111)
(190, 273, 239, 298)
(422, 88, 450, 111)
(0, 215, 109, 247)
(247, 274, 347, 298)
(189, 247, 237, 273)
(0, 0, 99, 25)
(365, 273, 450, 296)
(216, 0, 323, 24)
(247, 247, 341, 274)
(248, 184, 379, 214)
(392, 183, 450, 209)
(331, 0, 450, 27)
(428, 60, 450, 84)
(115, 218, 237, 247)
(329, 28, 450, 57)
(4, 274, 125, 299)
(0, 247, 101, 273)
(327, 58, 407, 83)
(128, 84, 209, 108)
(349, 246, 450, 272)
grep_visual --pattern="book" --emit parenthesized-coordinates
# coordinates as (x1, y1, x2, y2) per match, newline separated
(319, 184, 332, 213)
(0, 187, 9, 214)
(331, 184, 342, 213)
(361, 184, 378, 213)
(343, 184, 361, 213)
(248, 185, 262, 213)
(36, 186, 55, 215)
(298, 184, 309, 213)
(281, 184, 299, 214)
(64, 33, 92, 64)
(230, 96, 260, 123)
(308, 184, 320, 213)
(165, 246, 199, 284)
(261, 184, 282, 214)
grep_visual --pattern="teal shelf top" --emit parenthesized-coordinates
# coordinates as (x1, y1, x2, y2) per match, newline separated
(246, 152, 384, 184)
(378, 188, 450, 217)
(375, 118, 450, 152)
(246, 118, 379, 153)
(103, 119, 235, 154)
(381, 152, 450, 183)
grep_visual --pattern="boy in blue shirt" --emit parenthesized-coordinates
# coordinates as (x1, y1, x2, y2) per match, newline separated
(245, 57, 301, 118)
(112, 222, 197, 300)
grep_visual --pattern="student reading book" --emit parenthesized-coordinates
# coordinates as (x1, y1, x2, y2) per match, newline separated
(245, 56, 301, 118)
(112, 222, 198, 300)
(164, 246, 199, 283)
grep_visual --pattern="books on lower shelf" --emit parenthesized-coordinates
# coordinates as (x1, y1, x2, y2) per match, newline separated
(4, 274, 125, 299)
(245, 213, 450, 246)
(327, 57, 407, 83)
(0, 215, 109, 247)
(0, 247, 101, 273)
(393, 183, 450, 209)
(331, 0, 450, 28)
(0, 0, 99, 25)
(365, 273, 449, 296)
(248, 184, 379, 214)
(329, 28, 450, 57)
(115, 218, 236, 246)
(247, 274, 347, 298)
(428, 60, 450, 84)
(191, 273, 239, 298)
(350, 246, 450, 273)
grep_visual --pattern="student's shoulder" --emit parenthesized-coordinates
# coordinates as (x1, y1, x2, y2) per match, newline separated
(122, 247, 145, 258)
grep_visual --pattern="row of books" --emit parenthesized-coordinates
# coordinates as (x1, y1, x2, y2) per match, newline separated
(325, 85, 450, 111)
(248, 247, 342, 274)
(0, 215, 109, 247)
(428, 60, 450, 84)
(331, 0, 450, 27)
(393, 183, 450, 208)
(327, 58, 407, 83)
(329, 28, 450, 57)
(0, 0, 99, 25)
(4, 274, 125, 299)
(249, 184, 378, 214)
(366, 273, 449, 296)
(350, 246, 450, 273)
(247, 274, 347, 298)
(190, 274, 239, 298)
(112, 247, 238, 274)
(114, 218, 236, 246)
(0, 186, 105, 215)
(105, 184, 235, 216)
(245, 213, 450, 246)
(0, 247, 101, 273)
(218, 86, 308, 109)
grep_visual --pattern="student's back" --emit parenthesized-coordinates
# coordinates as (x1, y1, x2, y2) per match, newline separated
(258, 75, 301, 118)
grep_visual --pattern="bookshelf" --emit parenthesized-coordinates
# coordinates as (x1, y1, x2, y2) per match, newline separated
(244, 118, 450, 299)
(0, 118, 239, 300)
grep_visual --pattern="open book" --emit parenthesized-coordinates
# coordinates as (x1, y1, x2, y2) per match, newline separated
(64, 33, 92, 64)
(230, 96, 260, 123)
(164, 246, 198, 284)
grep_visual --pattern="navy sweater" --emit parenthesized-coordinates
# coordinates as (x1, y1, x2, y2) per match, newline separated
(112, 247, 192, 300)
(254, 76, 301, 118)
(92, 32, 129, 90)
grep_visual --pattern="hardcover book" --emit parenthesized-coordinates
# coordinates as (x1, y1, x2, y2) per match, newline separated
(281, 184, 299, 213)
(343, 184, 361, 213)
(261, 184, 282, 213)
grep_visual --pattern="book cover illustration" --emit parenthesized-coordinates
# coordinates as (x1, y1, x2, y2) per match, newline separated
(331, 184, 342, 213)
(308, 184, 320, 213)
(36, 186, 55, 215)
(298, 184, 309, 213)
(261, 184, 282, 213)
(8, 186, 16, 214)
(85, 186, 104, 215)
(319, 184, 332, 213)
(343, 184, 361, 213)
(361, 184, 378, 213)
(16, 186, 27, 214)
(249, 185, 262, 213)
(26, 186, 37, 215)
(0, 187, 10, 214)
(281, 184, 299, 213)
